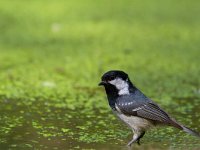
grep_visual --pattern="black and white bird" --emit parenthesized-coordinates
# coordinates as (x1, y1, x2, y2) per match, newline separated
(99, 70, 200, 147)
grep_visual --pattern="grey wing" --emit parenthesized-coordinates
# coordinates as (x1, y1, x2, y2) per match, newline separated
(135, 103, 172, 123)
(116, 101, 180, 127)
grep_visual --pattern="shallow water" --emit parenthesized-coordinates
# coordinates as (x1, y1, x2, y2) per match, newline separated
(0, 0, 200, 149)
(0, 94, 200, 150)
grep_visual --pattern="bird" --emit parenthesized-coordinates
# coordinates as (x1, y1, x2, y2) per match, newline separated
(98, 70, 200, 147)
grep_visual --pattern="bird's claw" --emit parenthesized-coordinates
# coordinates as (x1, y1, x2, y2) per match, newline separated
(137, 139, 140, 145)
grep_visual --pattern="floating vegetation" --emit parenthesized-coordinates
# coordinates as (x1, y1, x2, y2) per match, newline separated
(0, 0, 200, 149)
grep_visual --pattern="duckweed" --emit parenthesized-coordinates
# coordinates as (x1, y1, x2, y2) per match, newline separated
(0, 0, 200, 149)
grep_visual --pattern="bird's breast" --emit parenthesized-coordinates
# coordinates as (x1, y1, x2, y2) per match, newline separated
(114, 105, 154, 131)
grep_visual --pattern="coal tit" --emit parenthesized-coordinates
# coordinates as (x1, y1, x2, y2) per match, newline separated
(99, 70, 200, 147)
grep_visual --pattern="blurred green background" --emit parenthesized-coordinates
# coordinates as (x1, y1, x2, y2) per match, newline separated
(0, 0, 200, 150)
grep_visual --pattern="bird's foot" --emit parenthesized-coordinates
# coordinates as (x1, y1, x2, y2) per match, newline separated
(127, 139, 135, 147)
(127, 136, 138, 147)
(137, 139, 141, 145)
(127, 131, 145, 147)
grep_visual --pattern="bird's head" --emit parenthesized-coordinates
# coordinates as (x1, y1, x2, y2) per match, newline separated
(99, 70, 132, 95)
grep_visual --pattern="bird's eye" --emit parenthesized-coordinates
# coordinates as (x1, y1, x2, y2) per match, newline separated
(109, 75, 115, 81)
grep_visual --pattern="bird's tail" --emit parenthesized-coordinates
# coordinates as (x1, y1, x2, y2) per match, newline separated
(181, 125, 200, 138)
(170, 119, 200, 138)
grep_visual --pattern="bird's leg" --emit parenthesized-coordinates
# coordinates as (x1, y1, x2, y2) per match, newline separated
(127, 131, 145, 147)
(127, 133, 139, 147)
(127, 136, 137, 147)
(136, 131, 145, 145)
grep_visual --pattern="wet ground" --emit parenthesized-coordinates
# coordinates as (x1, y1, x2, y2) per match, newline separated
(0, 94, 200, 150)
(0, 0, 200, 149)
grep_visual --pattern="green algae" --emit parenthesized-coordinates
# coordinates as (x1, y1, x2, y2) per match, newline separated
(0, 0, 200, 149)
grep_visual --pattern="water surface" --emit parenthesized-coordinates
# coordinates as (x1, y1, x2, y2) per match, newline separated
(1, 93, 200, 150)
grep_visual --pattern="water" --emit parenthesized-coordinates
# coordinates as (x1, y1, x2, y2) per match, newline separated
(0, 96, 200, 150)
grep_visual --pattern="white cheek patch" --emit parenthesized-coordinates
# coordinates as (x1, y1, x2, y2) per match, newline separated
(109, 78, 130, 95)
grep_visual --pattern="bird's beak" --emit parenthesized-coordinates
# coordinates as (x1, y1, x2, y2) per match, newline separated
(98, 81, 107, 86)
